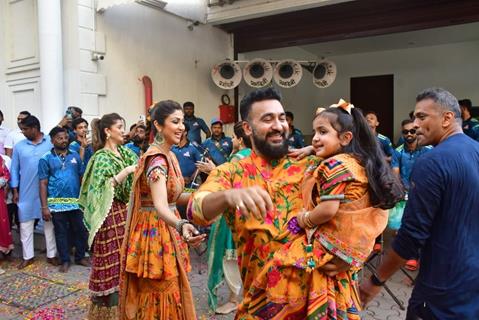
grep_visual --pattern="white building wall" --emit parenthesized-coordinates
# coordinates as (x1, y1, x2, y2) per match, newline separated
(244, 40, 479, 142)
(1, 1, 233, 134)
(0, 0, 42, 130)
(94, 3, 233, 130)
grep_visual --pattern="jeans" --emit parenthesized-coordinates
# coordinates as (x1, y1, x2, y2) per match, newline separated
(406, 302, 437, 320)
(7, 203, 19, 230)
(51, 209, 88, 264)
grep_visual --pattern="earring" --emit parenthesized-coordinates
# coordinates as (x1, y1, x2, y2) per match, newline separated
(106, 134, 111, 140)
(154, 130, 165, 145)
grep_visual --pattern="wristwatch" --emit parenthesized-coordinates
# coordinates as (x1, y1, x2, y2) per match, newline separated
(370, 273, 386, 286)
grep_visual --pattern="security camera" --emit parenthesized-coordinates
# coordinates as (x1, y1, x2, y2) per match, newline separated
(187, 20, 200, 31)
(91, 52, 105, 61)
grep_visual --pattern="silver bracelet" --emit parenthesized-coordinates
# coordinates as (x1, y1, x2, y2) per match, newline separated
(175, 219, 190, 235)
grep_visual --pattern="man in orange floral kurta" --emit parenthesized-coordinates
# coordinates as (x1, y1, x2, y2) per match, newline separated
(188, 88, 360, 320)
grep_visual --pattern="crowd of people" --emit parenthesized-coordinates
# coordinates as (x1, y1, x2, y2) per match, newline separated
(0, 87, 477, 319)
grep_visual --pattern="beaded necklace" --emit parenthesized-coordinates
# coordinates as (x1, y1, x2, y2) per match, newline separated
(54, 150, 67, 170)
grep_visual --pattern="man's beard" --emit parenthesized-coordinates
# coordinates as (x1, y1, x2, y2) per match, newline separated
(252, 129, 289, 160)
(132, 136, 143, 144)
(405, 136, 416, 144)
(55, 144, 68, 151)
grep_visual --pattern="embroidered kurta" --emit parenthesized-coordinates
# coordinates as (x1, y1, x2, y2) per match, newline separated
(189, 152, 366, 319)
(302, 153, 388, 267)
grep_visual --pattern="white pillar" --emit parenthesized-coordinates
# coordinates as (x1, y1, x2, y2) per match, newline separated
(37, 0, 64, 132)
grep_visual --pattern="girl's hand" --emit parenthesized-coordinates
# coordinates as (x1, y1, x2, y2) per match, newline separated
(125, 165, 137, 175)
(288, 145, 314, 160)
(182, 224, 207, 248)
(296, 211, 307, 229)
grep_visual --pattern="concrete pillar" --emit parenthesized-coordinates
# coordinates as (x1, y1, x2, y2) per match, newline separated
(37, 0, 64, 132)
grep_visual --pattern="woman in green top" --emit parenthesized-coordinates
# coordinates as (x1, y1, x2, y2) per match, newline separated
(207, 121, 252, 314)
(79, 113, 137, 319)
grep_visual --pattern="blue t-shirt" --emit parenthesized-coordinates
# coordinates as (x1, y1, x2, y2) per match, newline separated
(38, 149, 84, 212)
(287, 128, 305, 149)
(376, 133, 394, 157)
(391, 144, 432, 190)
(69, 140, 94, 166)
(392, 134, 479, 319)
(202, 135, 233, 165)
(124, 142, 141, 157)
(172, 142, 202, 179)
(184, 116, 209, 144)
(462, 117, 479, 141)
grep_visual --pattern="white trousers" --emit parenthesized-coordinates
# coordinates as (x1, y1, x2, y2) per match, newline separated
(20, 219, 57, 260)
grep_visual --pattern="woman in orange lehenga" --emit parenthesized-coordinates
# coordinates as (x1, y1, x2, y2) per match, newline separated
(120, 100, 206, 320)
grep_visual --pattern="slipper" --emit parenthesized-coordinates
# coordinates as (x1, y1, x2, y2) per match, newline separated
(405, 259, 418, 271)
(215, 301, 237, 315)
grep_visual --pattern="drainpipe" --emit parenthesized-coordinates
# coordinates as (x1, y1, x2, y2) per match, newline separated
(37, 0, 64, 131)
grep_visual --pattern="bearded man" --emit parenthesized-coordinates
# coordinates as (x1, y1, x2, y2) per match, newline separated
(188, 87, 355, 319)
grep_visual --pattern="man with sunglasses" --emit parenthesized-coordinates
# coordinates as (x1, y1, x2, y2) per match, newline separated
(391, 118, 432, 271)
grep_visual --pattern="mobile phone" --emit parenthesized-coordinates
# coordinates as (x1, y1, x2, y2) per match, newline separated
(139, 115, 146, 122)
(65, 108, 73, 120)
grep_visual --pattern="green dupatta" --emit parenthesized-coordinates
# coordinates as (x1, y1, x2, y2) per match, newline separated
(79, 146, 137, 246)
(207, 148, 251, 310)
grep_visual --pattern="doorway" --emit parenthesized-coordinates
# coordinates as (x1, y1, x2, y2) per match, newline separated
(350, 75, 394, 140)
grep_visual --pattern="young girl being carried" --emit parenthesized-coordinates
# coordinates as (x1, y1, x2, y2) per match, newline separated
(245, 100, 404, 319)
(298, 99, 404, 270)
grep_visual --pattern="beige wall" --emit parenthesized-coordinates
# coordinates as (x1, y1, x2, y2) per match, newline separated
(242, 40, 479, 142)
(0, 0, 42, 130)
(95, 3, 233, 133)
(1, 1, 233, 138)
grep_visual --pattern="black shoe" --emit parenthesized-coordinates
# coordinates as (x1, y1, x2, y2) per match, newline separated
(75, 257, 91, 267)
(59, 262, 70, 273)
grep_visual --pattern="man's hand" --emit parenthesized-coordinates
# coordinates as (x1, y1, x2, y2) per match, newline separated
(224, 186, 273, 220)
(288, 145, 314, 160)
(359, 278, 382, 307)
(42, 208, 52, 221)
(77, 135, 89, 148)
(58, 116, 69, 128)
(317, 256, 351, 276)
(196, 158, 215, 174)
(12, 189, 19, 204)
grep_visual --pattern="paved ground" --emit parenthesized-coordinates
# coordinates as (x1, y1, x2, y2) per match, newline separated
(0, 230, 415, 319)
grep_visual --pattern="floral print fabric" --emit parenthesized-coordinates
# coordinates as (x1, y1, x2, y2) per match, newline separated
(188, 152, 364, 319)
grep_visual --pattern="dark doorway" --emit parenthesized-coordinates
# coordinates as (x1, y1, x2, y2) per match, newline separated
(351, 75, 394, 140)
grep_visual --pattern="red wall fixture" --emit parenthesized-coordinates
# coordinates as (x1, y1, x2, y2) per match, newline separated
(218, 94, 235, 124)
(142, 76, 153, 112)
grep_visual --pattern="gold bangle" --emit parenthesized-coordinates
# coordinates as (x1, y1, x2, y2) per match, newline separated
(304, 211, 316, 229)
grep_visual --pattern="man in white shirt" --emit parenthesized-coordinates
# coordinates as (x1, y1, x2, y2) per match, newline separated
(0, 110, 11, 155)
(4, 111, 30, 157)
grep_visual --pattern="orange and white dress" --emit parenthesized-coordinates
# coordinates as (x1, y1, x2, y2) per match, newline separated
(120, 144, 195, 320)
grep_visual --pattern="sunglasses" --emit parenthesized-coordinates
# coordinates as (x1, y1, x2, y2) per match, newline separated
(402, 129, 416, 135)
